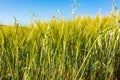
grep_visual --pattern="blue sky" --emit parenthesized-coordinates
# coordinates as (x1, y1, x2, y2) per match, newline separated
(0, 0, 119, 24)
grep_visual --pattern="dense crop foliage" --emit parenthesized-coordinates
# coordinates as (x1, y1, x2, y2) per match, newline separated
(0, 15, 120, 80)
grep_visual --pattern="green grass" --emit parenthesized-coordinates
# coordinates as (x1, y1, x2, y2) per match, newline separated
(0, 15, 120, 80)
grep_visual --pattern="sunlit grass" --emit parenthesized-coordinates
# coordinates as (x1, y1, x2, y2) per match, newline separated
(0, 14, 120, 80)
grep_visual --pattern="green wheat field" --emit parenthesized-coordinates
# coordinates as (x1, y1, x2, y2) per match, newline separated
(0, 0, 120, 80)
(0, 14, 120, 80)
